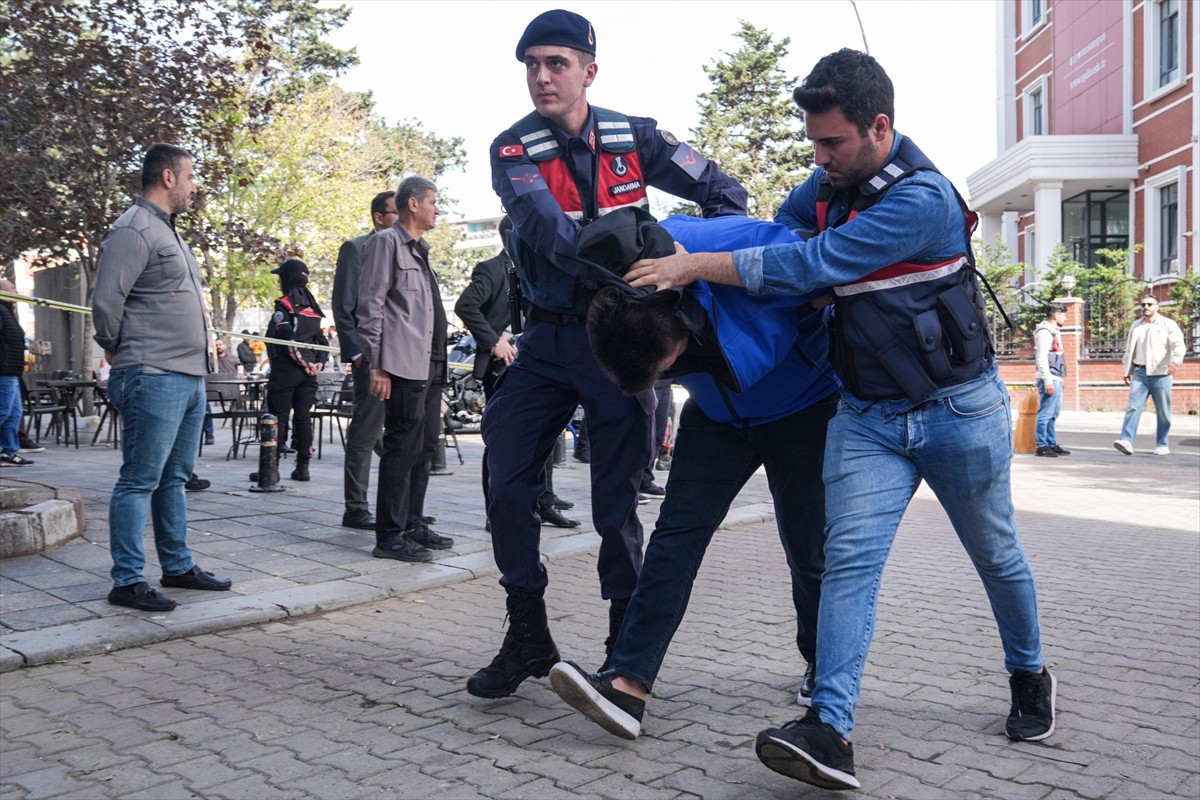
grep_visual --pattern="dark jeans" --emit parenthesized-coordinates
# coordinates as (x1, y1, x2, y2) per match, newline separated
(375, 374, 429, 541)
(267, 374, 317, 460)
(482, 319, 652, 598)
(343, 357, 386, 515)
(608, 393, 837, 691)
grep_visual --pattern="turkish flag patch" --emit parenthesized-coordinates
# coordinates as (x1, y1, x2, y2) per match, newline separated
(498, 144, 525, 158)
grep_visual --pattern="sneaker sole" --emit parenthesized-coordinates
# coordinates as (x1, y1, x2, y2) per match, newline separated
(1007, 671, 1057, 742)
(371, 547, 433, 563)
(755, 731, 861, 790)
(1113, 441, 1133, 455)
(549, 662, 641, 740)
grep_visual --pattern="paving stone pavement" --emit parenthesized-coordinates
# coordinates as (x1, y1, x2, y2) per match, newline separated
(1, 413, 1198, 798)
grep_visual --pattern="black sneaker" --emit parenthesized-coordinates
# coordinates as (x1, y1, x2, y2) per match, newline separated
(639, 481, 666, 497)
(1035, 446, 1058, 458)
(1006, 667, 1057, 741)
(756, 706, 860, 790)
(1, 452, 34, 466)
(108, 581, 177, 611)
(1051, 445, 1071, 456)
(549, 661, 645, 740)
(372, 533, 434, 562)
(185, 474, 211, 491)
(408, 524, 453, 550)
(796, 661, 816, 703)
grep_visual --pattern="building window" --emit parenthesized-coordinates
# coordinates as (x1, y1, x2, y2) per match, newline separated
(1023, 0, 1045, 34)
(1159, 0, 1180, 87)
(1023, 80, 1047, 138)
(1158, 182, 1179, 276)
(1062, 190, 1130, 268)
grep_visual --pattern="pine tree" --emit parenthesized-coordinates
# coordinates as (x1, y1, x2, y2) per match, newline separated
(679, 21, 813, 220)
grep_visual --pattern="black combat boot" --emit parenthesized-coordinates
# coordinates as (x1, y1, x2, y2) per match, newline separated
(598, 598, 630, 673)
(467, 592, 559, 698)
(290, 458, 310, 482)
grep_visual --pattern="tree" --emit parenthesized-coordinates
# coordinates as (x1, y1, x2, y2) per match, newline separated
(677, 21, 813, 220)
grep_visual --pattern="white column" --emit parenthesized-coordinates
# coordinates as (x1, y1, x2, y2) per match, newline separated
(1032, 181, 1063, 274)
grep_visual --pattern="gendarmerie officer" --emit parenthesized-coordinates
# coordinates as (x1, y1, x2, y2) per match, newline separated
(467, 9, 747, 699)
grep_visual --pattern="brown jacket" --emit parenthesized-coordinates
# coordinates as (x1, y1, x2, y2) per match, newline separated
(356, 221, 437, 381)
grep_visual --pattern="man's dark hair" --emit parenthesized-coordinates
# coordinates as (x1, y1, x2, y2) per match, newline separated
(370, 190, 395, 216)
(140, 143, 194, 190)
(793, 48, 894, 133)
(586, 286, 687, 395)
(1044, 303, 1065, 318)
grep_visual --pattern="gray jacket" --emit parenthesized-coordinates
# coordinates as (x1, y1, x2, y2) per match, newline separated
(92, 197, 210, 376)
(356, 222, 436, 381)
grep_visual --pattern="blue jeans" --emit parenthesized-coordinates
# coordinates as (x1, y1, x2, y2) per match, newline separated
(1119, 368, 1173, 448)
(609, 393, 837, 690)
(814, 369, 1044, 738)
(0, 375, 21, 454)
(1034, 376, 1062, 448)
(107, 366, 206, 587)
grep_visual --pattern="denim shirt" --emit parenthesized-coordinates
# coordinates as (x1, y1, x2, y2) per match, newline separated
(731, 134, 966, 297)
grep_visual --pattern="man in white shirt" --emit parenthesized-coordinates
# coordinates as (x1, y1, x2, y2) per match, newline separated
(1114, 294, 1186, 455)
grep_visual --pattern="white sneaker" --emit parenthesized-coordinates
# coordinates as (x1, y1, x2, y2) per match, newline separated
(1113, 440, 1134, 455)
(1153, 446, 1170, 455)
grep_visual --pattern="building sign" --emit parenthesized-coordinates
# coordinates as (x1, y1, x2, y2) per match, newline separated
(1052, 0, 1124, 134)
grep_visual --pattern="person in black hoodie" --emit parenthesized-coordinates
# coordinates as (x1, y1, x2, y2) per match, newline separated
(265, 259, 328, 481)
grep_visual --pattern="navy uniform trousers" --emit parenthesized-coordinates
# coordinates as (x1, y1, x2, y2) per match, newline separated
(482, 318, 652, 599)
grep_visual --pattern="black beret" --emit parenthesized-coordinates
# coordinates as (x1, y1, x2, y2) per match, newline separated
(515, 9, 595, 61)
(271, 258, 308, 277)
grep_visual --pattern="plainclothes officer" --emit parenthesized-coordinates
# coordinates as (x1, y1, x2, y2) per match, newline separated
(468, 9, 747, 700)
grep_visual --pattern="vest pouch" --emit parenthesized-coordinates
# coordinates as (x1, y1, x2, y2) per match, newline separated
(845, 297, 937, 402)
(936, 281, 989, 364)
(913, 309, 952, 381)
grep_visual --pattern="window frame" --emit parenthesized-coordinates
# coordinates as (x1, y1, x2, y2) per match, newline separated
(1146, 0, 1184, 98)
(1144, 169, 1184, 279)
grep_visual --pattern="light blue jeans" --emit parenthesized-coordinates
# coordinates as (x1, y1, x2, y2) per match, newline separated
(813, 369, 1045, 738)
(0, 375, 21, 455)
(1119, 367, 1172, 448)
(1035, 376, 1063, 448)
(107, 366, 206, 588)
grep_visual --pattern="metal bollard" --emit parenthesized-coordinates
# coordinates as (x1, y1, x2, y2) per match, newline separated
(249, 413, 285, 493)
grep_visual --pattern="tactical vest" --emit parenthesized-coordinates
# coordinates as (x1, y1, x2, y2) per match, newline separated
(1039, 323, 1066, 377)
(819, 137, 993, 401)
(509, 107, 649, 316)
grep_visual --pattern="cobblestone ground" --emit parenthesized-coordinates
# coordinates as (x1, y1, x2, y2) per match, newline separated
(2, 444, 1198, 799)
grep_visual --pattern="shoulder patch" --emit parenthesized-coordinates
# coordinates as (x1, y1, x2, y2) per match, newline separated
(670, 144, 709, 181)
(659, 130, 679, 146)
(505, 164, 548, 197)
(498, 144, 525, 159)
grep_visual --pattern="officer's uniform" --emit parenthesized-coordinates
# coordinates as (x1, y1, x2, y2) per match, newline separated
(484, 107, 746, 601)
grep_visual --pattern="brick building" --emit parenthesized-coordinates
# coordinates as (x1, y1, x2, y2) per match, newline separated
(968, 0, 1197, 412)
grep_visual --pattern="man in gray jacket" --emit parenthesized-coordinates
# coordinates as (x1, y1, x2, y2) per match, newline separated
(331, 190, 395, 530)
(357, 176, 454, 561)
(93, 142, 232, 612)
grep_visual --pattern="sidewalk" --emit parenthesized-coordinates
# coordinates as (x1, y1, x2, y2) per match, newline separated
(1, 410, 1196, 673)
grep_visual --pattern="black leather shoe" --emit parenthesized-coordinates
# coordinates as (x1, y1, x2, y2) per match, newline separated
(278, 444, 296, 456)
(1051, 445, 1071, 456)
(539, 506, 581, 528)
(550, 495, 574, 510)
(372, 534, 434, 562)
(160, 565, 233, 591)
(798, 661, 816, 701)
(109, 581, 177, 611)
(342, 511, 377, 530)
(185, 474, 211, 492)
(420, 515, 437, 525)
(408, 525, 454, 550)
(1035, 446, 1058, 458)
(290, 462, 310, 481)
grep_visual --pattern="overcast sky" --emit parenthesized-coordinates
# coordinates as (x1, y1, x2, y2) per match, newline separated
(326, 0, 999, 220)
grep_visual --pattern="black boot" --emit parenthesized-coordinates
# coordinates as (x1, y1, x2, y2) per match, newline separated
(598, 598, 629, 673)
(467, 592, 559, 698)
(290, 458, 310, 482)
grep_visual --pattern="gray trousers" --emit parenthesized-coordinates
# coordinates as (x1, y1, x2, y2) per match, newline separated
(343, 357, 386, 515)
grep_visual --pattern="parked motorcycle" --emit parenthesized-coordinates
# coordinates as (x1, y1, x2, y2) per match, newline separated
(444, 330, 485, 431)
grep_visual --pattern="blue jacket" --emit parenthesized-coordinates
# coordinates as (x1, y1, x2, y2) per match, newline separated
(659, 215, 840, 427)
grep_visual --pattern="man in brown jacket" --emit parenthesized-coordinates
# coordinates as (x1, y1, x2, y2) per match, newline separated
(357, 176, 454, 561)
